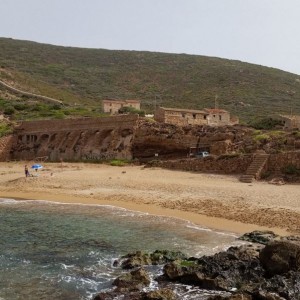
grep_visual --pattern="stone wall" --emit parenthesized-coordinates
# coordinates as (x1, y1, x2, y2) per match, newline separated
(268, 151, 300, 172)
(9, 115, 139, 161)
(147, 155, 253, 174)
(0, 135, 14, 161)
(147, 151, 300, 177)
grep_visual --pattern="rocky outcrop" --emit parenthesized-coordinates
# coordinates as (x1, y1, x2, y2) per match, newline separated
(162, 244, 264, 291)
(93, 232, 300, 300)
(114, 250, 188, 269)
(113, 267, 150, 291)
(133, 121, 253, 160)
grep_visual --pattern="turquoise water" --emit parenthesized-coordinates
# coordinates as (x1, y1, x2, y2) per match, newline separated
(0, 199, 241, 299)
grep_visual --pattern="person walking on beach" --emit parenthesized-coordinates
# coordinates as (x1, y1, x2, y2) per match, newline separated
(24, 165, 30, 177)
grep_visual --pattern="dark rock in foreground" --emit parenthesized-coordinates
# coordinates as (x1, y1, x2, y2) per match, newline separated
(94, 232, 300, 300)
(94, 288, 178, 300)
(259, 240, 300, 276)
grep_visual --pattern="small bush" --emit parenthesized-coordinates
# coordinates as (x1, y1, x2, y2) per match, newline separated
(0, 122, 13, 137)
(253, 134, 270, 142)
(4, 107, 15, 115)
(281, 165, 300, 175)
(118, 106, 145, 117)
(14, 103, 28, 111)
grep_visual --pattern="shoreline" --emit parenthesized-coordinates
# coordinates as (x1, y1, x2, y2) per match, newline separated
(1, 162, 299, 236)
(0, 191, 289, 236)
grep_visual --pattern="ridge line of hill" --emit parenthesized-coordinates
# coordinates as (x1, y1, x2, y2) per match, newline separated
(1, 37, 300, 122)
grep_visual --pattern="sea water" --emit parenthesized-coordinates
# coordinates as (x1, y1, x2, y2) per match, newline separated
(0, 198, 242, 300)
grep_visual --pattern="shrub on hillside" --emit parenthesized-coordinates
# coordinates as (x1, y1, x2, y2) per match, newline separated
(249, 117, 284, 130)
(118, 106, 145, 117)
(0, 122, 13, 137)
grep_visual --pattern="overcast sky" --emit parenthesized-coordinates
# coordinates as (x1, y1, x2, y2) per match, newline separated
(1, 0, 300, 75)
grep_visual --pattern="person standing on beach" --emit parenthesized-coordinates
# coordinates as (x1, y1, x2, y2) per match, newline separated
(24, 165, 29, 177)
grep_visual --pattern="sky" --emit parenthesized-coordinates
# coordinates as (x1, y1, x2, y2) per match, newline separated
(1, 0, 300, 75)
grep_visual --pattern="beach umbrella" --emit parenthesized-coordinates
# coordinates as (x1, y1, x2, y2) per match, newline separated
(31, 164, 43, 170)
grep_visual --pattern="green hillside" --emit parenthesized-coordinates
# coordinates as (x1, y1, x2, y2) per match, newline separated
(1, 37, 300, 122)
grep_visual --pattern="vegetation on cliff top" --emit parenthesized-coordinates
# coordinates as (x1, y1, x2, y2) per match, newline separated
(1, 37, 300, 122)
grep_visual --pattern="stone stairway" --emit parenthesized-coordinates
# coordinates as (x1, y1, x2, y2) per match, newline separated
(240, 153, 270, 183)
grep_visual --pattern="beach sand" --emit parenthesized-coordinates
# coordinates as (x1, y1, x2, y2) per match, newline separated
(1, 162, 299, 235)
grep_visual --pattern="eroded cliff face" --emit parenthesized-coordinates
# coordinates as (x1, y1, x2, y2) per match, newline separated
(10, 115, 138, 161)
(133, 120, 254, 160)
(3, 117, 300, 166)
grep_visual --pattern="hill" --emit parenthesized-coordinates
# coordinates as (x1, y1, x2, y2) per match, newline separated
(1, 37, 300, 122)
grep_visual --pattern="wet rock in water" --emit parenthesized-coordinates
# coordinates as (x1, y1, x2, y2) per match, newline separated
(150, 250, 188, 265)
(113, 267, 151, 291)
(94, 288, 178, 300)
(141, 288, 178, 300)
(118, 251, 152, 269)
(239, 231, 280, 245)
(94, 290, 142, 300)
(259, 240, 300, 276)
(117, 250, 187, 269)
(207, 293, 252, 300)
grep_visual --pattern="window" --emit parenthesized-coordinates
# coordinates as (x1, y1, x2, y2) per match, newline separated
(204, 115, 207, 119)
(181, 113, 186, 118)
(193, 114, 196, 119)
(219, 115, 222, 120)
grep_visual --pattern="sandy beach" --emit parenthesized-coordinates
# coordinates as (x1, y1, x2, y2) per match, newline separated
(1, 161, 299, 235)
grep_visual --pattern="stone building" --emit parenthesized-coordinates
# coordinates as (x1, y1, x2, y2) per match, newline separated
(154, 107, 237, 126)
(204, 108, 233, 126)
(102, 99, 140, 115)
(280, 115, 300, 130)
(154, 107, 208, 126)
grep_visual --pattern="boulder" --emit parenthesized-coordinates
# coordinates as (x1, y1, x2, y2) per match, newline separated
(259, 241, 300, 275)
(117, 250, 187, 269)
(141, 288, 178, 300)
(113, 267, 151, 291)
(119, 251, 153, 269)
